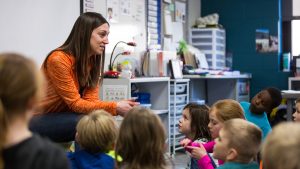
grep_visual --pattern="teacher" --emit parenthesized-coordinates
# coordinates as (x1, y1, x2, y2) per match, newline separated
(30, 12, 138, 142)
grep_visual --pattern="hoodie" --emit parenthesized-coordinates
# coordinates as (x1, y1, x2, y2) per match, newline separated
(67, 150, 114, 169)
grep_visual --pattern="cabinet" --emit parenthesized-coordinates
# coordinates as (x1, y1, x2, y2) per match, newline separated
(100, 77, 170, 153)
(184, 74, 251, 106)
(170, 79, 190, 155)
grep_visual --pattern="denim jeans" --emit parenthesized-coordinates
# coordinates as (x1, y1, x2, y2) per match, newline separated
(29, 112, 84, 142)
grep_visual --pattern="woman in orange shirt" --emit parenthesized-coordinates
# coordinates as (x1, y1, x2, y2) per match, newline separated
(29, 12, 138, 142)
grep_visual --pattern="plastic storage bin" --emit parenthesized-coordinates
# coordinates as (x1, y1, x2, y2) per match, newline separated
(170, 94, 187, 105)
(189, 28, 226, 70)
(170, 84, 187, 94)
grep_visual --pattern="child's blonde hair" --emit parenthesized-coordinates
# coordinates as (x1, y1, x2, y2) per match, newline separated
(222, 119, 262, 163)
(0, 53, 43, 169)
(115, 107, 167, 169)
(261, 122, 300, 169)
(76, 109, 118, 153)
(211, 99, 245, 122)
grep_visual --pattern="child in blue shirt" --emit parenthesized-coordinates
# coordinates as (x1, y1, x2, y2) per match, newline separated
(67, 110, 119, 169)
(240, 87, 282, 139)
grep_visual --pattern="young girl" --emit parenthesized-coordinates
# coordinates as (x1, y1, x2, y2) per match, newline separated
(0, 53, 69, 169)
(67, 110, 119, 169)
(293, 98, 300, 122)
(115, 107, 171, 169)
(178, 103, 211, 169)
(181, 99, 245, 169)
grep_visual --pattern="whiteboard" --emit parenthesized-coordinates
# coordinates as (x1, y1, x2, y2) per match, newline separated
(95, 0, 147, 55)
(0, 0, 146, 67)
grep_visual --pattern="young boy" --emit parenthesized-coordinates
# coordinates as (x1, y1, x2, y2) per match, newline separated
(213, 119, 262, 169)
(261, 122, 300, 169)
(240, 87, 282, 139)
(293, 98, 300, 122)
(67, 110, 119, 169)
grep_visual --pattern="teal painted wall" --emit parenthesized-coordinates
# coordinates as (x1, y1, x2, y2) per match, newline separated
(201, 0, 289, 97)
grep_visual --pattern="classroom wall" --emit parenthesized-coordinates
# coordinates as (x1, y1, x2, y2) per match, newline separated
(201, 0, 289, 97)
(187, 0, 201, 28)
(0, 0, 79, 66)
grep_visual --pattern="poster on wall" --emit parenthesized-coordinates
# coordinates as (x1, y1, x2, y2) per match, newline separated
(255, 28, 278, 53)
(120, 0, 131, 16)
(175, 1, 186, 23)
(107, 0, 119, 23)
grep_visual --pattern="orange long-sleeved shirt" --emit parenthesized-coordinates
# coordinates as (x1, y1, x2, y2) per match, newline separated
(36, 51, 117, 115)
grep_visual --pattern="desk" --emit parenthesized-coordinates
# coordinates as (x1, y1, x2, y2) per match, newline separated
(183, 74, 251, 105)
(281, 92, 300, 121)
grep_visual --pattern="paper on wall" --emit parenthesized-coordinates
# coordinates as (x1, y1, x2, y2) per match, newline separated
(164, 10, 173, 35)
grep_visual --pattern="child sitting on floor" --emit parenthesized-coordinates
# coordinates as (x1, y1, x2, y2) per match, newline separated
(293, 98, 300, 122)
(115, 107, 172, 169)
(181, 99, 245, 169)
(178, 103, 211, 169)
(67, 110, 119, 169)
(261, 122, 300, 169)
(213, 119, 262, 169)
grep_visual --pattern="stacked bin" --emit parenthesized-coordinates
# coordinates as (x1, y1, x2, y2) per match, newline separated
(170, 79, 189, 155)
(189, 28, 226, 70)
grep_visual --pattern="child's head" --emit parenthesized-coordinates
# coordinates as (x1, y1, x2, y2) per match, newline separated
(76, 110, 118, 153)
(293, 98, 300, 122)
(208, 99, 245, 139)
(261, 122, 300, 169)
(179, 103, 211, 140)
(0, 53, 43, 118)
(115, 107, 167, 169)
(0, 53, 43, 168)
(213, 119, 262, 163)
(250, 87, 282, 115)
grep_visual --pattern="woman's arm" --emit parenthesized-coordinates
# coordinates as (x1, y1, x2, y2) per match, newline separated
(46, 52, 118, 115)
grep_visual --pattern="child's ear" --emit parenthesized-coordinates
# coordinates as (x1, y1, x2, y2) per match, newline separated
(226, 148, 238, 161)
(75, 132, 80, 143)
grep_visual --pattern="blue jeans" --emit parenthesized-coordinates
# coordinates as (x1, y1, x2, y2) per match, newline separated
(29, 112, 84, 142)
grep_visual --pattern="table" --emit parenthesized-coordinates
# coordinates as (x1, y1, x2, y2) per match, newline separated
(281, 91, 300, 121)
(183, 74, 251, 105)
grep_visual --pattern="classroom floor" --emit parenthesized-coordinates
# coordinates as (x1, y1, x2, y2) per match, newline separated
(173, 151, 189, 169)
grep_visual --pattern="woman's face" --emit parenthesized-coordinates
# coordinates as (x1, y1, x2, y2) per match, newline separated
(90, 23, 109, 55)
(208, 109, 223, 139)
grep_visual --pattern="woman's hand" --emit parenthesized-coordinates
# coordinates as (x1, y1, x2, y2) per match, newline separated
(186, 143, 208, 160)
(116, 100, 139, 116)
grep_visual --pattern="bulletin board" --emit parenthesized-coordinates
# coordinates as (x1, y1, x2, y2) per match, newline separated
(81, 0, 147, 53)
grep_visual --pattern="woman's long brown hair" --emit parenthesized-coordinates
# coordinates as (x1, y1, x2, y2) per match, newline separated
(43, 12, 109, 88)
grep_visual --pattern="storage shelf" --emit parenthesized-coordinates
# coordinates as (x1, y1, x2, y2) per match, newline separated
(169, 79, 189, 155)
(153, 109, 169, 115)
(100, 77, 170, 154)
